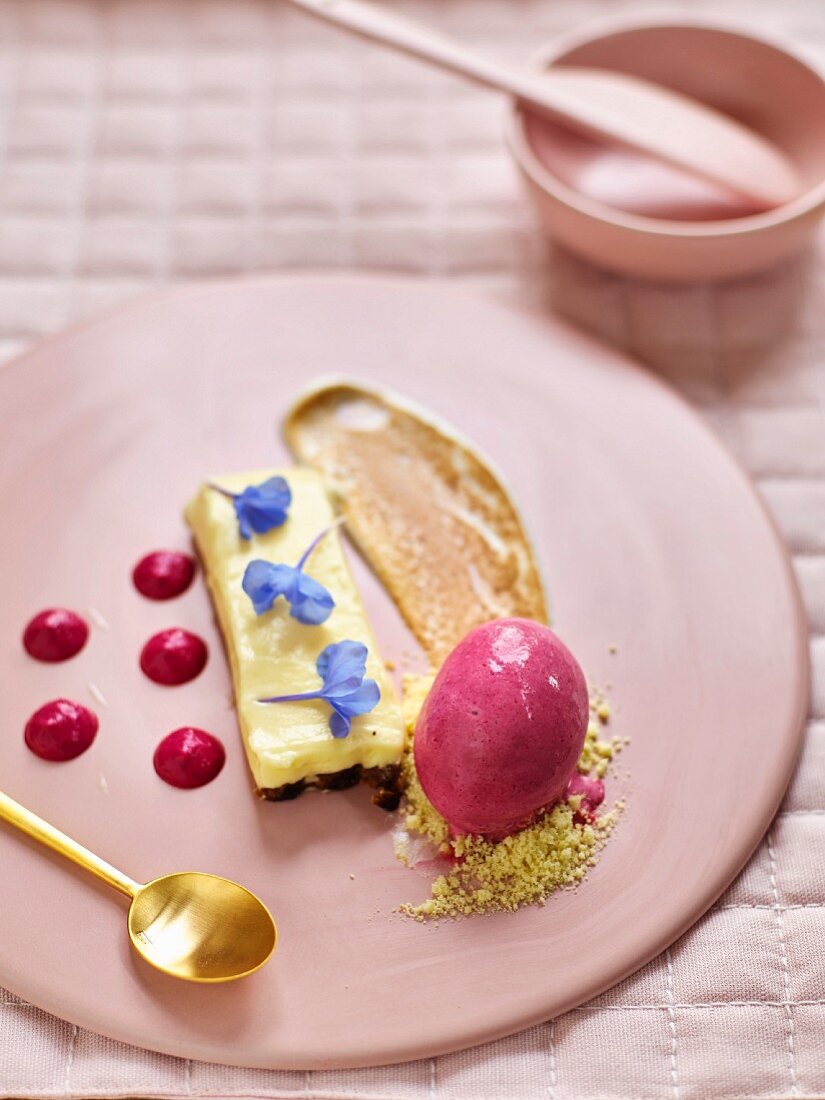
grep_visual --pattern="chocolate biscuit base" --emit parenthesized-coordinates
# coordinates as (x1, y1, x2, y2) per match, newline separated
(260, 763, 403, 810)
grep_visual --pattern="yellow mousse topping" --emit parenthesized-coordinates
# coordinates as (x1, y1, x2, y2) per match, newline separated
(397, 677, 623, 919)
(185, 468, 405, 792)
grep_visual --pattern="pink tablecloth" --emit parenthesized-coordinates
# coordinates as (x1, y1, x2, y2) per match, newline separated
(2, 1, 825, 1097)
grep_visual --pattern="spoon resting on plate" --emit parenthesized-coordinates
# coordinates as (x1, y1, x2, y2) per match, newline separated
(0, 791, 277, 982)
(284, 0, 801, 213)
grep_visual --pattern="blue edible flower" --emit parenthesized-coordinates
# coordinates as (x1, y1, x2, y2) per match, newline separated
(210, 476, 291, 540)
(241, 523, 339, 625)
(258, 639, 380, 738)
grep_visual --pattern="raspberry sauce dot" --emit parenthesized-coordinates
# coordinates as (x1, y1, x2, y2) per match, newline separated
(133, 550, 195, 601)
(154, 727, 226, 789)
(23, 609, 88, 663)
(140, 628, 208, 686)
(24, 699, 98, 762)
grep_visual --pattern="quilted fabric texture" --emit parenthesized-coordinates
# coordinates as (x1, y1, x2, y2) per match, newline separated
(0, 0, 824, 1097)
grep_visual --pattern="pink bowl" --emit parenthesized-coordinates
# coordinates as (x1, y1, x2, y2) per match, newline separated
(505, 18, 825, 281)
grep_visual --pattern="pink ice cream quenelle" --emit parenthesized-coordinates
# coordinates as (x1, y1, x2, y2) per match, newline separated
(414, 618, 589, 840)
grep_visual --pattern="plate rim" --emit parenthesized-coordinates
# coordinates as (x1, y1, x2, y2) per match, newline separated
(0, 272, 810, 1069)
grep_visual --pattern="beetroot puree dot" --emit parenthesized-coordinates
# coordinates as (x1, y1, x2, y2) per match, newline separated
(25, 699, 98, 762)
(23, 609, 88, 662)
(154, 728, 226, 789)
(140, 628, 207, 686)
(133, 550, 195, 601)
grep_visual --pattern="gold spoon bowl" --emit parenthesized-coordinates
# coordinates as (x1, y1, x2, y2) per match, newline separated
(129, 872, 277, 982)
(0, 791, 277, 983)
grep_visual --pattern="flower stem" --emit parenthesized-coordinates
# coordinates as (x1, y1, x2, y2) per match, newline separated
(257, 690, 322, 705)
(295, 516, 346, 572)
(206, 481, 236, 499)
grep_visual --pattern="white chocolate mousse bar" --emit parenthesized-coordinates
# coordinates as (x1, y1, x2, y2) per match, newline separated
(185, 467, 405, 803)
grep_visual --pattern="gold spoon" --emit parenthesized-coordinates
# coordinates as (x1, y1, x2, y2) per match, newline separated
(0, 791, 277, 983)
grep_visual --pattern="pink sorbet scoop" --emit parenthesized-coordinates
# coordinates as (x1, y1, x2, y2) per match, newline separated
(414, 618, 589, 839)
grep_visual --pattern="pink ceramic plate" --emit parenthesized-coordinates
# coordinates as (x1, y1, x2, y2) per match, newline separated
(0, 276, 808, 1069)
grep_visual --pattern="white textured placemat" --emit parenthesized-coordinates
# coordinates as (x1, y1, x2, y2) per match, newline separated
(1, 1, 824, 1097)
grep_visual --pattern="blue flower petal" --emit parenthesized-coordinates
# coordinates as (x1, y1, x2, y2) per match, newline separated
(316, 640, 368, 697)
(258, 638, 379, 740)
(328, 711, 351, 739)
(290, 572, 335, 625)
(331, 677, 381, 719)
(242, 561, 298, 616)
(254, 476, 292, 509)
(241, 523, 336, 623)
(233, 476, 291, 540)
(326, 677, 380, 736)
(323, 662, 366, 697)
(235, 503, 253, 541)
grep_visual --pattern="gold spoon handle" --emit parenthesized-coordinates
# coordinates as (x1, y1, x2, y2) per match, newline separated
(0, 791, 139, 899)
